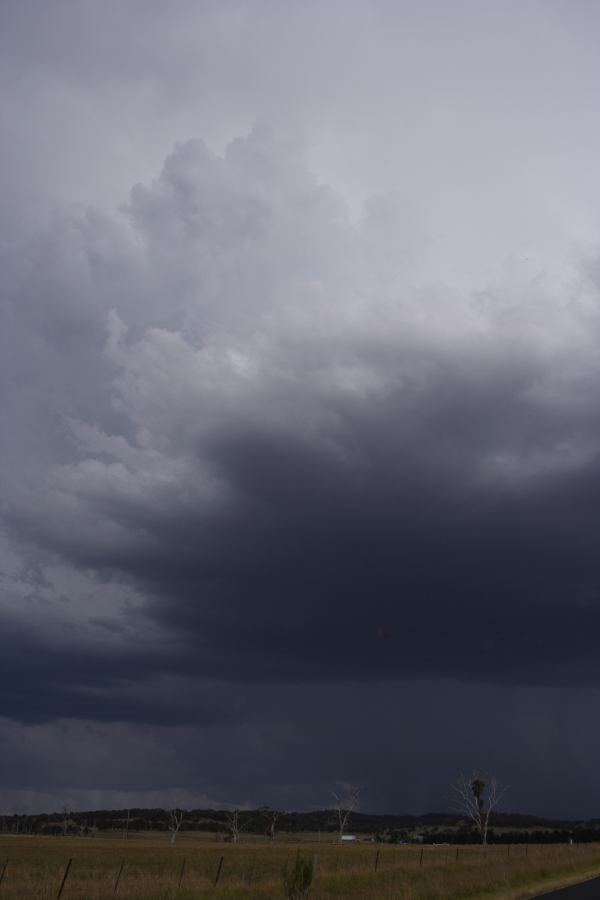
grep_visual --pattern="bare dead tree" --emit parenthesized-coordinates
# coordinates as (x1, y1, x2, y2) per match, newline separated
(168, 808, 184, 844)
(331, 783, 361, 841)
(225, 808, 243, 843)
(61, 805, 71, 837)
(123, 808, 131, 841)
(260, 807, 281, 841)
(451, 773, 508, 846)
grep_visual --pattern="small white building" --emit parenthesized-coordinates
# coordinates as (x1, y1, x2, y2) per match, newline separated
(341, 834, 357, 842)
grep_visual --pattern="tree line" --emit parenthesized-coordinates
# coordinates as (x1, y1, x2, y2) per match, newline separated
(1, 809, 599, 844)
(1, 772, 595, 845)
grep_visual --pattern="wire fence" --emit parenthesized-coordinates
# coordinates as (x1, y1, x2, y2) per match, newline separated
(0, 840, 596, 899)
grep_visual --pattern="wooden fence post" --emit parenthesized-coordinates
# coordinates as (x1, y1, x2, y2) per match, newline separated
(177, 857, 186, 889)
(0, 860, 7, 888)
(56, 858, 73, 899)
(113, 860, 124, 896)
(374, 849, 380, 872)
(419, 847, 424, 866)
(455, 846, 460, 861)
(214, 855, 224, 886)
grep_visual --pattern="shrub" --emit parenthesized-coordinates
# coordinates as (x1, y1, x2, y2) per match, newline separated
(283, 855, 314, 899)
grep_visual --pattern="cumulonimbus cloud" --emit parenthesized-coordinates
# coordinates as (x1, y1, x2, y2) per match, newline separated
(4, 122, 600, 725)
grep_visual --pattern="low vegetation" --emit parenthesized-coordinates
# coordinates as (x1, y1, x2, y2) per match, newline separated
(1, 834, 600, 898)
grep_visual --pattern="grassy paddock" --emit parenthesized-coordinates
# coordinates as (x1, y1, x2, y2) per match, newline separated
(1, 836, 600, 899)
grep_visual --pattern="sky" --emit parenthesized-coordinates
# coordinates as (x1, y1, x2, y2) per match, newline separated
(3, 0, 600, 819)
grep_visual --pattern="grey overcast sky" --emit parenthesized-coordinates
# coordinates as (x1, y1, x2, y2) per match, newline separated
(3, 0, 600, 818)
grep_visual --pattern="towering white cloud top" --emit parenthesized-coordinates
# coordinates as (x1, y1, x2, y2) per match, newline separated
(4, 121, 600, 676)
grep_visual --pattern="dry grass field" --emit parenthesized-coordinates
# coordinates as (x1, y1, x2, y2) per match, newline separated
(1, 835, 600, 899)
